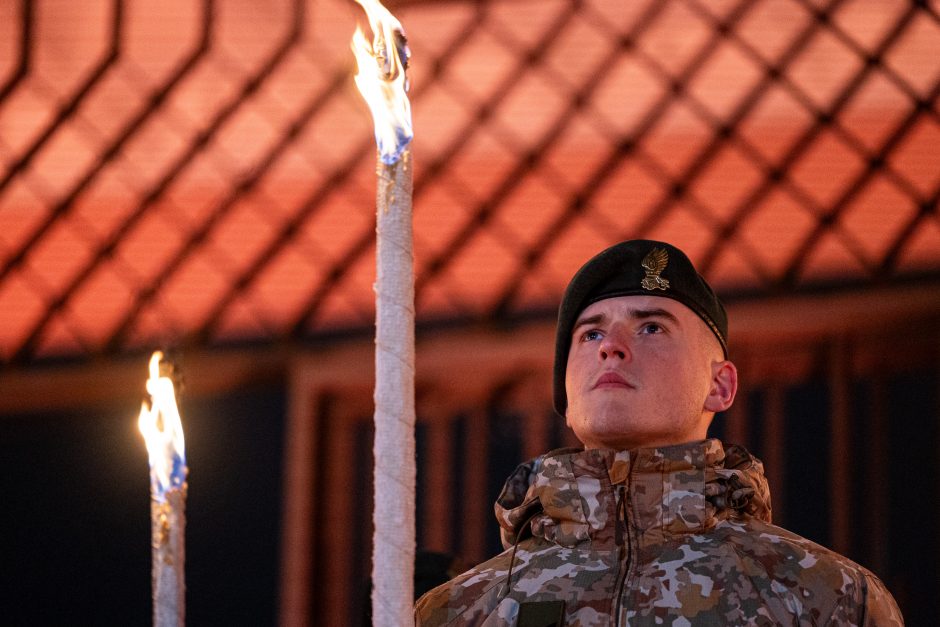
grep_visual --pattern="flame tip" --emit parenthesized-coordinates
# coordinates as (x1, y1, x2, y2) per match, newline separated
(139, 350, 187, 498)
(351, 0, 412, 160)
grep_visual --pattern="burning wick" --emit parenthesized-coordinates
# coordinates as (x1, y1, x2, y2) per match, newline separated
(352, 2, 416, 626)
(139, 351, 187, 627)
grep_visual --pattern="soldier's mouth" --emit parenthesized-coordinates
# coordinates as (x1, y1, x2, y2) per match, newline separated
(593, 372, 634, 389)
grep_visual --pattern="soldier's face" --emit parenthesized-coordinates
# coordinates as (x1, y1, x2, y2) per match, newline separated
(564, 295, 724, 451)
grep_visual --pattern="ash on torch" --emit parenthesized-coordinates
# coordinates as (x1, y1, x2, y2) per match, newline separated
(139, 351, 188, 627)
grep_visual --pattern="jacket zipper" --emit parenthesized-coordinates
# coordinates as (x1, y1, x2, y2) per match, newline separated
(613, 484, 633, 626)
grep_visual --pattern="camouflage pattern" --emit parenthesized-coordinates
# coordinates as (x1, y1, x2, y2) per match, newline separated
(415, 439, 903, 626)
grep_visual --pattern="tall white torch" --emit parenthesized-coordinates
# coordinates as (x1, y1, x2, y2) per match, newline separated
(139, 351, 188, 627)
(351, 2, 415, 625)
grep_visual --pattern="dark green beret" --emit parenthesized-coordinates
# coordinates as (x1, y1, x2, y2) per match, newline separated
(553, 240, 728, 418)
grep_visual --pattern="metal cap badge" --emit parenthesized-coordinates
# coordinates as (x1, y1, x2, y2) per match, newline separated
(640, 248, 670, 291)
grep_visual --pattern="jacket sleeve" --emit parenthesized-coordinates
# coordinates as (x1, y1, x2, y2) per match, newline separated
(415, 577, 509, 627)
(861, 572, 904, 627)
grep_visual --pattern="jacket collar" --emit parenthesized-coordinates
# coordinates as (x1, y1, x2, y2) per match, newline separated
(495, 439, 772, 550)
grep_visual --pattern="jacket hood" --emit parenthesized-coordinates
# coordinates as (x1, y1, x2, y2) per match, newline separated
(495, 439, 772, 550)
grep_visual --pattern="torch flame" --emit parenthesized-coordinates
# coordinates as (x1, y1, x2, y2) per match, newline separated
(138, 351, 187, 501)
(352, 0, 413, 165)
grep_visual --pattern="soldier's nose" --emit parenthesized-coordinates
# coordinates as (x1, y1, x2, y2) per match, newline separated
(599, 333, 629, 361)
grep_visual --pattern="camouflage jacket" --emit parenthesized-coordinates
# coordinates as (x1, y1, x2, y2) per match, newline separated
(415, 439, 903, 626)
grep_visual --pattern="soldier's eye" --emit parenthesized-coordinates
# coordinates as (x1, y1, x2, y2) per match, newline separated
(582, 330, 602, 342)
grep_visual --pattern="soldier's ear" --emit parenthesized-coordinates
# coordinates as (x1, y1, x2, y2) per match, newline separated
(704, 360, 737, 413)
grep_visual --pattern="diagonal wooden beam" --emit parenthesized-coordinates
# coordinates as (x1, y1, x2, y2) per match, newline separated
(493, 0, 759, 315)
(100, 0, 312, 353)
(0, 0, 32, 103)
(0, 0, 124, 275)
(5, 0, 217, 364)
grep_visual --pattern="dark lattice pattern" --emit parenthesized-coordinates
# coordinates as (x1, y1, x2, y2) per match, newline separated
(0, 0, 937, 363)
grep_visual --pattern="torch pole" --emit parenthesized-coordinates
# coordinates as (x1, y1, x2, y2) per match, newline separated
(372, 148, 415, 627)
(151, 487, 186, 627)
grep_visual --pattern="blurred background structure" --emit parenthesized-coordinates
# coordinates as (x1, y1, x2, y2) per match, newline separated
(0, 0, 938, 624)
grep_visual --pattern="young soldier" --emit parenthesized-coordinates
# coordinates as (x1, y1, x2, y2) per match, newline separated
(416, 240, 902, 626)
